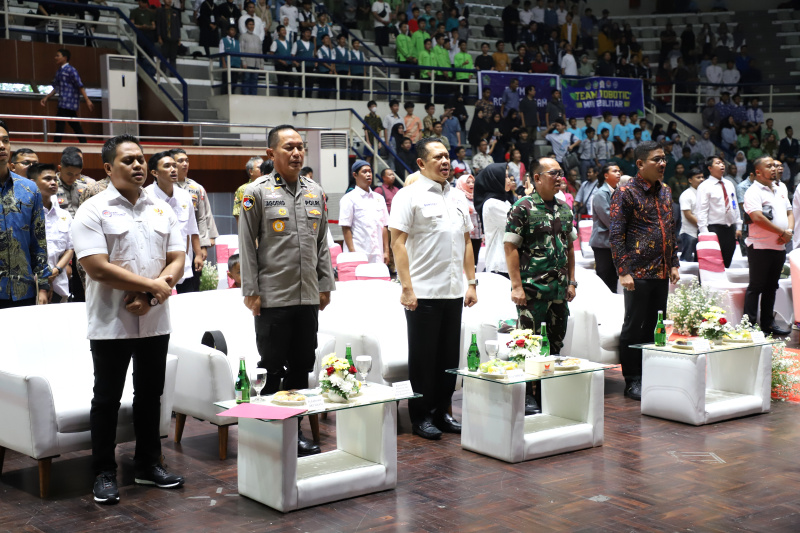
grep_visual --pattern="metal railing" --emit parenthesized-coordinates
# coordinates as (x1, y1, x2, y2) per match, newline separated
(1, 0, 190, 121)
(208, 51, 476, 101)
(648, 80, 800, 114)
(2, 113, 328, 145)
(293, 108, 411, 181)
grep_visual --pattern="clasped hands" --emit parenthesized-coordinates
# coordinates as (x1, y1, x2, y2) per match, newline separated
(123, 275, 173, 316)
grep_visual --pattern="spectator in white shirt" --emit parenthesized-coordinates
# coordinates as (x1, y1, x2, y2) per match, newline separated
(695, 154, 742, 267)
(474, 163, 515, 275)
(560, 43, 577, 75)
(339, 160, 390, 264)
(705, 55, 723, 97)
(239, 1, 266, 40)
(531, 0, 545, 24)
(71, 134, 185, 504)
(520, 0, 534, 26)
(279, 0, 299, 40)
(545, 119, 580, 167)
(389, 138, 477, 441)
(144, 151, 202, 284)
(555, 0, 568, 25)
(722, 60, 740, 96)
(743, 156, 793, 335)
(678, 166, 705, 261)
(30, 163, 73, 303)
(472, 139, 494, 175)
(372, 0, 392, 53)
(383, 99, 403, 145)
(297, 0, 315, 31)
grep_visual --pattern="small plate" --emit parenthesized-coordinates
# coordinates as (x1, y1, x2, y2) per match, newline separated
(271, 398, 307, 406)
(722, 338, 752, 344)
(555, 364, 580, 371)
(479, 371, 507, 380)
(670, 343, 694, 350)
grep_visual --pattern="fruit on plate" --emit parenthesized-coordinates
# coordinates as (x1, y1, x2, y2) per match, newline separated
(557, 358, 581, 367)
(478, 360, 516, 374)
(274, 391, 306, 402)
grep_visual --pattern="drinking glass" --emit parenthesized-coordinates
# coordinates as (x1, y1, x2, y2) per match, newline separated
(485, 340, 499, 361)
(252, 369, 267, 402)
(663, 319, 674, 339)
(355, 356, 373, 386)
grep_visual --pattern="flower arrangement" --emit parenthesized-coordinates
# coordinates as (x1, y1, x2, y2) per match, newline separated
(199, 260, 219, 291)
(772, 342, 800, 401)
(318, 354, 361, 401)
(697, 306, 733, 341)
(506, 329, 542, 365)
(667, 280, 724, 335)
(725, 315, 761, 340)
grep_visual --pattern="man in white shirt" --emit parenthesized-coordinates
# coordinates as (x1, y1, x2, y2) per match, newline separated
(145, 151, 202, 285)
(695, 154, 742, 267)
(722, 60, 741, 96)
(531, 0, 545, 24)
(30, 162, 73, 303)
(744, 156, 793, 335)
(520, 0, 533, 26)
(383, 99, 403, 144)
(560, 43, 577, 76)
(705, 55, 723, 97)
(678, 166, 704, 261)
(238, 1, 265, 40)
(389, 138, 478, 441)
(471, 138, 494, 175)
(279, 0, 299, 40)
(545, 119, 580, 168)
(339, 160, 390, 264)
(71, 134, 185, 505)
(371, 0, 392, 53)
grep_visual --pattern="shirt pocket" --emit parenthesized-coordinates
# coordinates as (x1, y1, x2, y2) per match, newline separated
(305, 204, 323, 234)
(266, 206, 291, 237)
(103, 219, 135, 263)
(149, 216, 171, 258)
(418, 203, 443, 233)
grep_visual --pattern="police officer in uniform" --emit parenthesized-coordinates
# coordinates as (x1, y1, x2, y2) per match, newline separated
(239, 125, 335, 456)
(504, 158, 578, 412)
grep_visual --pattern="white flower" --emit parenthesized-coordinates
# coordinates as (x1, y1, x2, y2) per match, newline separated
(339, 379, 354, 392)
(329, 373, 344, 387)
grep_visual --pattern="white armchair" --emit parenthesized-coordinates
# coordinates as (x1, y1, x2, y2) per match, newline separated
(0, 303, 178, 498)
(697, 233, 748, 324)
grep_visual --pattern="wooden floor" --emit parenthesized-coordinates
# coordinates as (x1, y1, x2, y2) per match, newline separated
(3, 366, 800, 532)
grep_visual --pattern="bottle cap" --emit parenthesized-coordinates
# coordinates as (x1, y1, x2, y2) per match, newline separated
(240, 355, 246, 360)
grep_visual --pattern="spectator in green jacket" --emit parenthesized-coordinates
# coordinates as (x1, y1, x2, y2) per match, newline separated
(453, 40, 473, 82)
(418, 38, 435, 101)
(412, 19, 431, 58)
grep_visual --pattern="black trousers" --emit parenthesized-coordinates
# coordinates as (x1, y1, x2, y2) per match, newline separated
(254, 305, 319, 393)
(349, 75, 364, 100)
(54, 108, 87, 143)
(405, 298, 462, 425)
(160, 39, 179, 66)
(708, 223, 737, 268)
(274, 63, 293, 96)
(471, 239, 482, 269)
(744, 246, 785, 329)
(70, 257, 86, 302)
(592, 246, 617, 293)
(176, 249, 200, 293)
(618, 279, 669, 378)
(90, 334, 169, 474)
(0, 297, 35, 308)
(222, 70, 240, 95)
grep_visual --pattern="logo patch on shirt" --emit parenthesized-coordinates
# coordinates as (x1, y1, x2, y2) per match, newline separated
(278, 207, 287, 216)
(309, 209, 321, 215)
(102, 210, 111, 217)
(58, 197, 65, 204)
(153, 208, 164, 215)
(272, 220, 286, 232)
(313, 222, 318, 230)
(243, 195, 255, 211)
(304, 193, 318, 198)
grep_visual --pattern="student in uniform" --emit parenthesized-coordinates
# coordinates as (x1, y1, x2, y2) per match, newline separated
(316, 34, 335, 99)
(270, 25, 295, 96)
(30, 162, 73, 303)
(72, 134, 186, 505)
(349, 39, 366, 100)
(292, 26, 316, 98)
(334, 34, 350, 99)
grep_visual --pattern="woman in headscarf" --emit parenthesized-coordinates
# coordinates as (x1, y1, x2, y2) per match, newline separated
(456, 175, 483, 264)
(666, 121, 678, 139)
(501, 109, 523, 143)
(474, 163, 516, 277)
(389, 122, 406, 171)
(468, 107, 491, 150)
(734, 150, 748, 183)
(695, 129, 716, 158)
(763, 132, 779, 158)
(651, 124, 664, 141)
(489, 112, 506, 162)
(395, 136, 418, 179)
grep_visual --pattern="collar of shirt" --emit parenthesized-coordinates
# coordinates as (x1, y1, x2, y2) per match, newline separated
(106, 182, 152, 208)
(147, 182, 179, 207)
(418, 173, 451, 195)
(633, 174, 661, 194)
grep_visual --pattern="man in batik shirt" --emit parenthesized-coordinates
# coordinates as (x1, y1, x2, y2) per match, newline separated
(610, 141, 680, 401)
(0, 119, 52, 308)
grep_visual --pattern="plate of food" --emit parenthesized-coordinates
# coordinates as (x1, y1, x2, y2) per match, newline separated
(478, 360, 516, 379)
(555, 358, 582, 371)
(722, 337, 752, 344)
(670, 340, 694, 350)
(271, 391, 307, 406)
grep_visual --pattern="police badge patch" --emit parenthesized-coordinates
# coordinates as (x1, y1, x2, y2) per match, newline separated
(242, 195, 255, 211)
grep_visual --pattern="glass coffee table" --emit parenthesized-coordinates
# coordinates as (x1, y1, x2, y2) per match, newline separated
(447, 360, 612, 463)
(631, 341, 777, 425)
(214, 384, 421, 512)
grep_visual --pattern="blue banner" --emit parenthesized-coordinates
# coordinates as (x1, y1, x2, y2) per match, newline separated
(560, 77, 645, 119)
(477, 71, 560, 125)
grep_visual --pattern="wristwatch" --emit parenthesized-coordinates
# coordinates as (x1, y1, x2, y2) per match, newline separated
(468, 279, 479, 286)
(146, 292, 159, 306)
(568, 280, 578, 287)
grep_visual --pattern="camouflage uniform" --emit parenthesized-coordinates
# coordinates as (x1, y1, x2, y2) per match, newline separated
(79, 177, 111, 206)
(504, 191, 575, 354)
(176, 178, 219, 247)
(232, 180, 251, 218)
(56, 174, 96, 217)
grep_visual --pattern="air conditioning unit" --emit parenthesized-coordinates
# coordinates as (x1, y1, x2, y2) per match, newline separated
(100, 55, 139, 137)
(305, 129, 349, 240)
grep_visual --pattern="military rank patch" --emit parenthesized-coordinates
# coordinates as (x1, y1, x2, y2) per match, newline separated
(278, 207, 287, 216)
(242, 195, 255, 211)
(272, 220, 285, 232)
(304, 192, 318, 198)
(309, 209, 321, 215)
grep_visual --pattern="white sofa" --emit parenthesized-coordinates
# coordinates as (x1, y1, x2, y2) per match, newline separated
(0, 303, 178, 498)
(167, 290, 336, 458)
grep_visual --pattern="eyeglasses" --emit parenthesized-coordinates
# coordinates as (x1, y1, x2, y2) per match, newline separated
(648, 157, 668, 164)
(15, 160, 34, 166)
(541, 169, 565, 179)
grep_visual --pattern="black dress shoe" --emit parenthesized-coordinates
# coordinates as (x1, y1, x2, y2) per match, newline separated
(624, 377, 642, 401)
(434, 413, 461, 433)
(525, 394, 541, 415)
(412, 420, 443, 440)
(765, 322, 791, 336)
(298, 429, 321, 456)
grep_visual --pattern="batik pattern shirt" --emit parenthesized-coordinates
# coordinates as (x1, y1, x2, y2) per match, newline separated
(53, 63, 84, 111)
(609, 174, 679, 280)
(0, 172, 52, 300)
(503, 191, 574, 301)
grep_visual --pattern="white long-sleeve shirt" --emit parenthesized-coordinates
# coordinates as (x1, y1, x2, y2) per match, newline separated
(695, 175, 742, 233)
(722, 67, 741, 95)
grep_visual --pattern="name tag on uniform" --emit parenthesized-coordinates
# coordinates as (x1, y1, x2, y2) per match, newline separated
(421, 202, 443, 218)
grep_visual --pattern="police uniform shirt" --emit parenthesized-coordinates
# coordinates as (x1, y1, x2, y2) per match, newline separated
(43, 203, 73, 297)
(71, 183, 184, 340)
(238, 173, 335, 307)
(145, 183, 199, 282)
(388, 173, 473, 299)
(176, 178, 219, 246)
(57, 174, 97, 217)
(338, 186, 390, 262)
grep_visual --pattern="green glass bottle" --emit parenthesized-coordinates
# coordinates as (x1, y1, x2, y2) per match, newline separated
(345, 343, 354, 367)
(539, 322, 550, 356)
(654, 310, 667, 346)
(235, 356, 251, 404)
(467, 332, 481, 371)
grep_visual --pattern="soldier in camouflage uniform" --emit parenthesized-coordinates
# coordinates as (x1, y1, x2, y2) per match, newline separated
(504, 157, 577, 354)
(56, 148, 95, 217)
(232, 156, 263, 222)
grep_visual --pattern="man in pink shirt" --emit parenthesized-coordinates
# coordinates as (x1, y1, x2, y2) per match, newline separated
(403, 102, 423, 143)
(374, 168, 400, 213)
